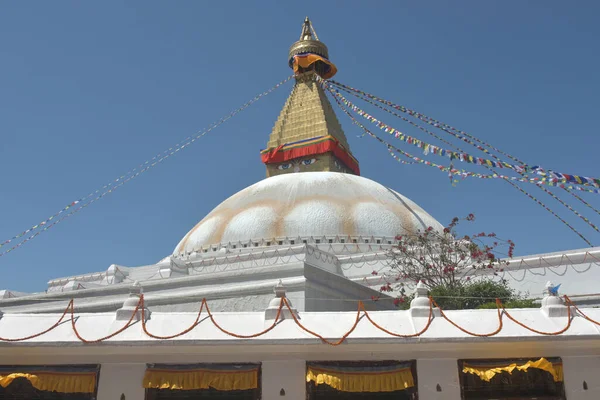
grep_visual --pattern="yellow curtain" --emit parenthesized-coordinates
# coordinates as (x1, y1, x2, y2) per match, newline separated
(0, 371, 96, 393)
(306, 365, 414, 393)
(462, 358, 563, 382)
(143, 367, 258, 391)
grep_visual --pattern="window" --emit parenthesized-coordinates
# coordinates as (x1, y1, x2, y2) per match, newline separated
(0, 378, 97, 400)
(458, 358, 566, 400)
(278, 241, 283, 245)
(0, 365, 99, 400)
(145, 363, 261, 400)
(147, 387, 258, 400)
(290, 240, 295, 245)
(340, 239, 345, 243)
(306, 361, 418, 400)
(377, 240, 381, 244)
(315, 239, 321, 244)
(328, 239, 333, 244)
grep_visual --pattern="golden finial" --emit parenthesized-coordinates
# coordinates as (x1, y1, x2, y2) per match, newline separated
(300, 17, 312, 40)
(289, 17, 329, 62)
(299, 17, 320, 41)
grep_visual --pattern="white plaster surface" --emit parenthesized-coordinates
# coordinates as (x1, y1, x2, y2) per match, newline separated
(352, 203, 404, 237)
(185, 216, 223, 249)
(262, 360, 306, 400)
(416, 359, 462, 400)
(222, 206, 278, 243)
(174, 172, 443, 255)
(562, 356, 600, 399)
(96, 363, 146, 400)
(283, 201, 343, 237)
(1, 306, 600, 344)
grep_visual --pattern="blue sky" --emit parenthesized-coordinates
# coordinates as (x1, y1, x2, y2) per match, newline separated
(1, 1, 599, 292)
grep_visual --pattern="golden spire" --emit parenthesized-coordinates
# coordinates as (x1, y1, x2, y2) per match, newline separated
(260, 17, 359, 178)
(300, 16, 319, 41)
(300, 16, 312, 40)
(289, 17, 329, 63)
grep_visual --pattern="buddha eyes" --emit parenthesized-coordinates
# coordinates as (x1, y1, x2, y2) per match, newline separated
(277, 159, 316, 170)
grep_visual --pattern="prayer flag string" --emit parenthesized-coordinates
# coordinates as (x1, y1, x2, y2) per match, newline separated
(329, 79, 525, 164)
(0, 76, 293, 257)
(563, 188, 600, 217)
(323, 84, 599, 193)
(321, 81, 594, 247)
(327, 79, 600, 234)
(332, 83, 459, 149)
(328, 80, 600, 189)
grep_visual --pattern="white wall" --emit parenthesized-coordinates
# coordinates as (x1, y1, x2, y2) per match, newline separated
(97, 363, 146, 400)
(262, 360, 306, 400)
(416, 359, 462, 400)
(3, 343, 598, 400)
(507, 265, 600, 298)
(562, 356, 600, 399)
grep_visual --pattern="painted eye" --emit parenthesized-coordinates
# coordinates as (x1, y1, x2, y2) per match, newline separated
(301, 158, 317, 166)
(278, 163, 292, 170)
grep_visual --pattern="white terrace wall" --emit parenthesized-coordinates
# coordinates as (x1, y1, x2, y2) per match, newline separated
(261, 360, 306, 400)
(5, 342, 585, 400)
(562, 356, 600, 400)
(87, 355, 597, 400)
(97, 364, 146, 400)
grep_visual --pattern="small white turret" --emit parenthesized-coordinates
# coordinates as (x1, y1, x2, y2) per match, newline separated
(265, 280, 298, 321)
(409, 281, 433, 317)
(541, 281, 568, 318)
(115, 281, 151, 321)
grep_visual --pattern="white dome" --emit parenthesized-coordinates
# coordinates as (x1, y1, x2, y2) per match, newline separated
(174, 172, 443, 255)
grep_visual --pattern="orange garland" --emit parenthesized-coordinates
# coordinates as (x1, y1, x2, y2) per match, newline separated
(141, 297, 286, 340)
(0, 295, 595, 344)
(501, 302, 572, 336)
(564, 295, 599, 325)
(71, 296, 143, 344)
(0, 299, 73, 342)
(431, 298, 503, 337)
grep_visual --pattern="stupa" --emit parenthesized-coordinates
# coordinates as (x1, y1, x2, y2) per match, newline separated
(0, 18, 599, 400)
(0, 18, 444, 314)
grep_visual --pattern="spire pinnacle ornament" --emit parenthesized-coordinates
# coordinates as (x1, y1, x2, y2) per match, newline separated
(288, 17, 335, 79)
(260, 17, 358, 178)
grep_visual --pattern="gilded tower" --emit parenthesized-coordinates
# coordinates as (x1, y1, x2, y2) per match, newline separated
(260, 18, 360, 177)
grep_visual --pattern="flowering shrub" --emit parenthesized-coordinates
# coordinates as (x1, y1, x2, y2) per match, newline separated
(373, 214, 529, 309)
